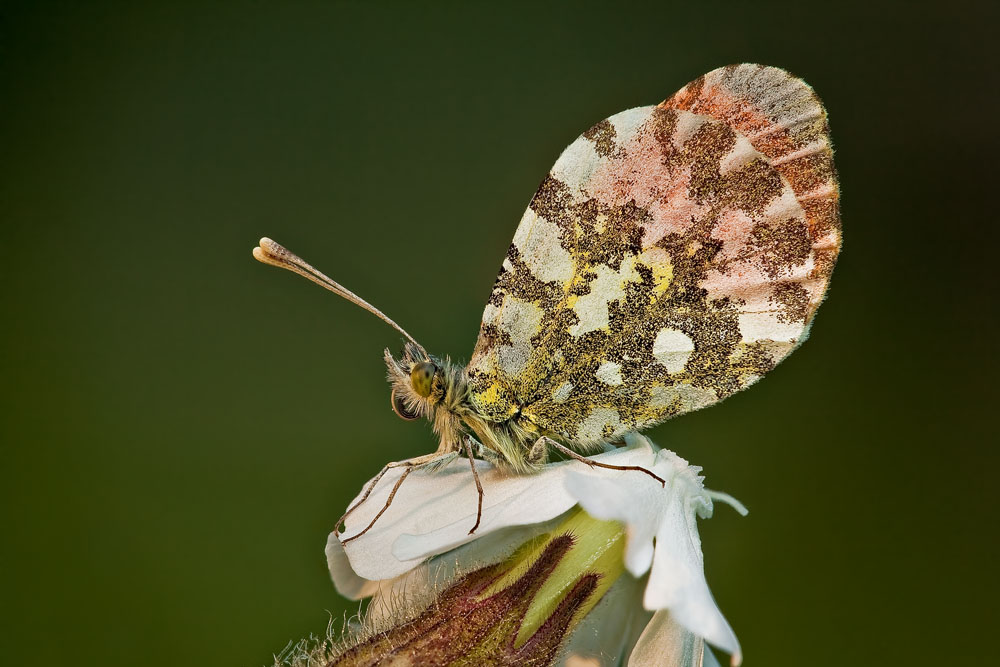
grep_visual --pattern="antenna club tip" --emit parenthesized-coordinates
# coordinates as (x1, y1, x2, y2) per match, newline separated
(254, 237, 291, 266)
(258, 237, 284, 253)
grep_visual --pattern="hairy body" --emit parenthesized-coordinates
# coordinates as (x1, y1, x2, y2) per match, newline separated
(386, 344, 553, 474)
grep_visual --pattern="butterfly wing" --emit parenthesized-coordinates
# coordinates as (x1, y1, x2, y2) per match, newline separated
(467, 65, 841, 446)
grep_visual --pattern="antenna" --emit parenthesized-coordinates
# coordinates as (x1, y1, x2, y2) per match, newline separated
(253, 237, 427, 357)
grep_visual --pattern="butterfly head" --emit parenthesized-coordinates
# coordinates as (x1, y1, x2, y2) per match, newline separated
(384, 343, 452, 422)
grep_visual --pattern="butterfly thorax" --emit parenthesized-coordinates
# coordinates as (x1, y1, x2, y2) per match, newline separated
(385, 343, 544, 473)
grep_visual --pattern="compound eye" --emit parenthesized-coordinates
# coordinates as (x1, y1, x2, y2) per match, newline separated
(410, 361, 437, 398)
(390, 389, 419, 421)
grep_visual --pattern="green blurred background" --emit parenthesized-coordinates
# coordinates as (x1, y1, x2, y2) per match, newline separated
(1, 2, 996, 665)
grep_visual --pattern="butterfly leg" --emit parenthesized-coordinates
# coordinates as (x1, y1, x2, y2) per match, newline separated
(473, 439, 505, 468)
(336, 452, 455, 543)
(537, 437, 666, 487)
(462, 437, 485, 535)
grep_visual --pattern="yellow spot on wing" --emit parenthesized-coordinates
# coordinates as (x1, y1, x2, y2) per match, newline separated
(637, 247, 674, 299)
(473, 382, 519, 420)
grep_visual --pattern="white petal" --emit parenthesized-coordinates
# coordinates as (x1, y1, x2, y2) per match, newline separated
(564, 441, 699, 580)
(628, 610, 706, 667)
(337, 438, 656, 581)
(325, 532, 380, 600)
(644, 495, 741, 663)
(327, 531, 433, 615)
(564, 464, 661, 577)
(562, 437, 741, 664)
(389, 463, 575, 564)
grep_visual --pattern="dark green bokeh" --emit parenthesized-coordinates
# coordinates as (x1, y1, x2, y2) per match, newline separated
(1, 2, 996, 665)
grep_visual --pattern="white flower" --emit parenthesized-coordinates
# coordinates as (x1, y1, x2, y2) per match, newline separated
(326, 433, 747, 666)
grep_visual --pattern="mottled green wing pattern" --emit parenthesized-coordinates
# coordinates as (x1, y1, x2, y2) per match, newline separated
(467, 65, 840, 446)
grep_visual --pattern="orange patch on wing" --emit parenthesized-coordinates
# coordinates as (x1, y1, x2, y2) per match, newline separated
(660, 66, 839, 284)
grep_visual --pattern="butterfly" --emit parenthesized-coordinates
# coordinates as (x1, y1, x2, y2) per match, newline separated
(254, 64, 841, 542)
